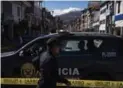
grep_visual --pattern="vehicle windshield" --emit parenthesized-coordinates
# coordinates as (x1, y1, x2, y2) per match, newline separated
(15, 34, 58, 53)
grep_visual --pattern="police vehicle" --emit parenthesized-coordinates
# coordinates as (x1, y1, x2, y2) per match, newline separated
(1, 31, 123, 87)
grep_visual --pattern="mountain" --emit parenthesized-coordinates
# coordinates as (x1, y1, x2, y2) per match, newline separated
(56, 10, 82, 24)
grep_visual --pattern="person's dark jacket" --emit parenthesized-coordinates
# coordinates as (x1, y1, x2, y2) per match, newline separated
(37, 50, 69, 88)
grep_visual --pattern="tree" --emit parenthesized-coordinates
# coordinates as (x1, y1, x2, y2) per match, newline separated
(19, 19, 28, 35)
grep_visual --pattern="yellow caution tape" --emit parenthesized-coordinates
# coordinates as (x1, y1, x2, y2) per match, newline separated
(1, 78, 123, 88)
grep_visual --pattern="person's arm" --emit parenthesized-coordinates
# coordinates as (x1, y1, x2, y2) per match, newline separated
(56, 70, 71, 85)
(57, 75, 68, 83)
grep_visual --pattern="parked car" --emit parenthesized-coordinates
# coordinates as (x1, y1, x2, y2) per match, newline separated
(1, 32, 123, 88)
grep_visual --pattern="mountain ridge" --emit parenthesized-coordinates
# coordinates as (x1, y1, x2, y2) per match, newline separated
(55, 10, 82, 24)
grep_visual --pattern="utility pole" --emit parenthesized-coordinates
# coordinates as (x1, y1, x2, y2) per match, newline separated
(114, 0, 116, 35)
(40, 1, 43, 34)
(110, 1, 114, 34)
(42, 8, 45, 34)
(41, 1, 46, 34)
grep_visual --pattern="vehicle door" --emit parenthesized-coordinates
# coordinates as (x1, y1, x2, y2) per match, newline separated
(57, 36, 123, 80)
(13, 38, 47, 78)
(57, 36, 94, 79)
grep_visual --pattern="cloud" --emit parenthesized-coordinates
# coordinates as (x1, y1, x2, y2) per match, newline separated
(52, 7, 82, 16)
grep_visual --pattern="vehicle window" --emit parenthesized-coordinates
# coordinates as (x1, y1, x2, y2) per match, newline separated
(23, 38, 47, 57)
(62, 40, 80, 51)
(60, 38, 123, 58)
(60, 39, 90, 57)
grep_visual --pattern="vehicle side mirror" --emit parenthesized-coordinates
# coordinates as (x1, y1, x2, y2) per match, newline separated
(19, 50, 24, 57)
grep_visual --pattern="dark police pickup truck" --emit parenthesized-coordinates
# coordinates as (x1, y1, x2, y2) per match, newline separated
(1, 32, 123, 87)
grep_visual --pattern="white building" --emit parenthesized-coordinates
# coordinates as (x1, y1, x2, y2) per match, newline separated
(92, 10, 100, 32)
(80, 8, 91, 31)
(114, 1, 123, 36)
(99, 1, 114, 33)
(99, 3, 107, 33)
(88, 1, 100, 31)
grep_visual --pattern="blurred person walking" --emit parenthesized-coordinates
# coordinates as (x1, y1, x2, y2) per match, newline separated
(36, 37, 71, 88)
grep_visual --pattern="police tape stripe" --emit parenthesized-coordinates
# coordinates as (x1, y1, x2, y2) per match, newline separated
(1, 78, 123, 87)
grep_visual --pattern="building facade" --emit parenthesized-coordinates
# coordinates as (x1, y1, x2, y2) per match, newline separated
(1, 1, 31, 40)
(1, 1, 45, 41)
(99, 2, 107, 33)
(88, 1, 100, 32)
(99, 1, 114, 34)
(80, 6, 100, 32)
(114, 1, 123, 36)
(1, 1, 31, 23)
(80, 8, 91, 31)
(92, 10, 100, 32)
(25, 1, 42, 36)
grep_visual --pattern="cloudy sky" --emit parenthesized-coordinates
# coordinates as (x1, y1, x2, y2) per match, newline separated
(42, 1, 88, 16)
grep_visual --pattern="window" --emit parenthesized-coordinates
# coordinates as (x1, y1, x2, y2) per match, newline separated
(101, 8, 106, 14)
(100, 20, 105, 24)
(100, 30, 105, 33)
(17, 7, 20, 17)
(60, 38, 123, 58)
(60, 39, 95, 53)
(61, 40, 80, 51)
(60, 39, 90, 56)
(23, 38, 47, 57)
